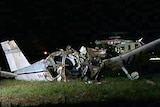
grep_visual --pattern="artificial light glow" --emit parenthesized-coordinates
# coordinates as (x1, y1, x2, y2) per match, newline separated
(43, 51, 48, 55)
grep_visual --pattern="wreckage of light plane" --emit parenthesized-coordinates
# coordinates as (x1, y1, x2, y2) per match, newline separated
(0, 38, 160, 81)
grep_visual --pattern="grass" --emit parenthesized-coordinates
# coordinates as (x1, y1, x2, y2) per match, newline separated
(1, 77, 160, 106)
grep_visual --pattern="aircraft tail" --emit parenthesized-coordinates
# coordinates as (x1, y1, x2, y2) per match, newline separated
(1, 40, 31, 72)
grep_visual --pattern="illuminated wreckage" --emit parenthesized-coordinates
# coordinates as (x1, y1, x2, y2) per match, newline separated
(0, 38, 160, 82)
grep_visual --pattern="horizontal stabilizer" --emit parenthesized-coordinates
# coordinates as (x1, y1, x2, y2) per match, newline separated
(0, 70, 17, 78)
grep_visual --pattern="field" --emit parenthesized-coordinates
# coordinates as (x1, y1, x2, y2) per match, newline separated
(1, 76, 160, 107)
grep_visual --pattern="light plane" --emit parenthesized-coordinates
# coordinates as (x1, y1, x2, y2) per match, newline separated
(0, 38, 160, 81)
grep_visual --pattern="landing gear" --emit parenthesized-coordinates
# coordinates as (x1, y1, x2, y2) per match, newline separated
(121, 66, 139, 80)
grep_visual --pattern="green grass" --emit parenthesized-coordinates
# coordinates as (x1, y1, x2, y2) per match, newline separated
(1, 77, 160, 106)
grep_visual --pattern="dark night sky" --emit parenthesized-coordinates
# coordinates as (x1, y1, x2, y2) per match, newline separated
(0, 0, 160, 65)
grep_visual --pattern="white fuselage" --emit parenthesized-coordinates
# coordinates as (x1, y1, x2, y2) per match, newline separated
(14, 59, 55, 81)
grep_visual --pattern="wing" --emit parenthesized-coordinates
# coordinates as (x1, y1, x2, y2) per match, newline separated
(104, 38, 160, 64)
(102, 38, 160, 80)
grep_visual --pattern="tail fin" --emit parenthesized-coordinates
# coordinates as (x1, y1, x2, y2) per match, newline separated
(1, 40, 30, 72)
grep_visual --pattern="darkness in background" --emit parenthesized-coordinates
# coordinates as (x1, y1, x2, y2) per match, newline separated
(0, 1, 160, 70)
